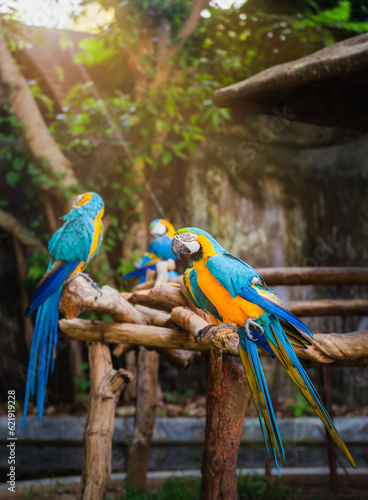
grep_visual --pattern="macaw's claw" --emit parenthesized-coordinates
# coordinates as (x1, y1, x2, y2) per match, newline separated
(244, 318, 264, 341)
(195, 324, 213, 343)
(66, 272, 103, 295)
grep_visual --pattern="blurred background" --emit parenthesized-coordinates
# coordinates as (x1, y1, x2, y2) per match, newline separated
(0, 0, 368, 483)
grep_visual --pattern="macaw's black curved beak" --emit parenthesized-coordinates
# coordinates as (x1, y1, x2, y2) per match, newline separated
(172, 236, 191, 260)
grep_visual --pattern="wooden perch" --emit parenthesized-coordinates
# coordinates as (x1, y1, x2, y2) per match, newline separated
(58, 317, 226, 352)
(288, 299, 368, 317)
(60, 276, 149, 324)
(134, 305, 194, 367)
(59, 315, 368, 367)
(133, 277, 181, 291)
(79, 342, 132, 500)
(128, 257, 177, 490)
(255, 267, 368, 286)
(123, 283, 188, 311)
(155, 347, 195, 368)
(134, 305, 172, 327)
(201, 351, 251, 500)
(127, 346, 159, 490)
(154, 258, 176, 286)
(113, 343, 135, 358)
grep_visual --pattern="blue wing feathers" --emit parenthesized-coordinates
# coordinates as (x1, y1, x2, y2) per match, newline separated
(25, 260, 79, 317)
(124, 263, 157, 280)
(239, 286, 313, 339)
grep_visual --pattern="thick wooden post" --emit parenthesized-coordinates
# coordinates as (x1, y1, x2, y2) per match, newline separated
(79, 342, 132, 500)
(201, 352, 252, 500)
(127, 347, 159, 489)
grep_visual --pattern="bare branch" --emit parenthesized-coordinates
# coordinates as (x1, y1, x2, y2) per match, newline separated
(0, 210, 47, 253)
(177, 0, 211, 42)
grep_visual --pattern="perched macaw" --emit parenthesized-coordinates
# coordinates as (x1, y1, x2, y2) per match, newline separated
(172, 227, 356, 474)
(23, 192, 104, 429)
(124, 218, 179, 283)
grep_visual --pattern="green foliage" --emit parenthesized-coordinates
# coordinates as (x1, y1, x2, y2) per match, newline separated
(113, 475, 292, 500)
(114, 477, 200, 500)
(163, 389, 194, 404)
(3, 0, 367, 293)
(238, 474, 289, 500)
(287, 394, 315, 417)
(292, 1, 368, 33)
(28, 80, 54, 115)
(21, 485, 36, 500)
(74, 362, 91, 400)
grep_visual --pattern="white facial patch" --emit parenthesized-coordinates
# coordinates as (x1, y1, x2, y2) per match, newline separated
(151, 222, 166, 236)
(185, 239, 200, 254)
(72, 195, 83, 208)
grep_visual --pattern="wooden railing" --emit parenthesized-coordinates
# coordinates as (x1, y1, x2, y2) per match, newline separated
(58, 266, 368, 500)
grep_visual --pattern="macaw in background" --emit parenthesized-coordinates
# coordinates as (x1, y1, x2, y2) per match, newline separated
(172, 227, 356, 474)
(123, 218, 179, 283)
(23, 192, 104, 429)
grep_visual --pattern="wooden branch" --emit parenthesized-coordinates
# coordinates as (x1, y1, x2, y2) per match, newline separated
(127, 277, 367, 317)
(134, 305, 171, 327)
(113, 343, 135, 358)
(157, 16, 171, 65)
(201, 352, 251, 500)
(134, 305, 194, 367)
(0, 210, 47, 253)
(123, 283, 188, 311)
(288, 299, 368, 317)
(59, 317, 218, 352)
(152, 0, 211, 86)
(133, 276, 181, 291)
(0, 15, 77, 209)
(177, 0, 211, 42)
(256, 267, 368, 286)
(154, 259, 176, 286)
(60, 276, 149, 325)
(155, 347, 194, 368)
(127, 346, 158, 490)
(59, 317, 368, 367)
(79, 342, 132, 500)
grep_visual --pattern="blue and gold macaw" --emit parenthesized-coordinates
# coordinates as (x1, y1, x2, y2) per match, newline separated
(172, 227, 356, 473)
(22, 192, 104, 429)
(124, 218, 179, 283)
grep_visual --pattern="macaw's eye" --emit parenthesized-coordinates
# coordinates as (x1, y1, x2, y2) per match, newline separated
(73, 192, 92, 208)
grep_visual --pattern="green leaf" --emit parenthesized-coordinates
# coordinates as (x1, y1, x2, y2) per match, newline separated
(6, 171, 20, 187)
(162, 151, 173, 165)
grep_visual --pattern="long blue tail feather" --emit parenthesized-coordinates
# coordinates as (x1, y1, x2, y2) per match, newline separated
(265, 316, 356, 468)
(22, 260, 79, 429)
(238, 336, 284, 476)
(22, 288, 62, 429)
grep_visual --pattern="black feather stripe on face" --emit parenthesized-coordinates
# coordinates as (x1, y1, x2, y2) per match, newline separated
(191, 245, 203, 262)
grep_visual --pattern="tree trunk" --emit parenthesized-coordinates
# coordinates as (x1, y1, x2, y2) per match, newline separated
(201, 351, 252, 500)
(0, 14, 77, 210)
(122, 198, 147, 260)
(127, 346, 159, 490)
(79, 342, 132, 500)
